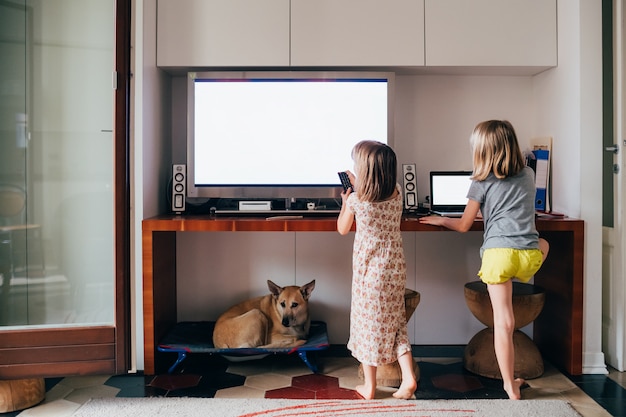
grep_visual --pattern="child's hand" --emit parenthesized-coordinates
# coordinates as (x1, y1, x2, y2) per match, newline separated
(345, 170, 356, 187)
(341, 186, 352, 201)
(419, 215, 445, 226)
(340, 170, 356, 201)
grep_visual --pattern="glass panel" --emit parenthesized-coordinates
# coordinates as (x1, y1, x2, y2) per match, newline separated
(1, 0, 29, 324)
(602, 0, 614, 227)
(0, 0, 114, 327)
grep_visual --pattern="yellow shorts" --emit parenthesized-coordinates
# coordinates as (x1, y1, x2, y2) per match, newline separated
(478, 248, 544, 285)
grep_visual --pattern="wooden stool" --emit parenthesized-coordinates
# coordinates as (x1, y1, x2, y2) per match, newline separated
(463, 281, 545, 379)
(0, 378, 45, 413)
(358, 289, 421, 387)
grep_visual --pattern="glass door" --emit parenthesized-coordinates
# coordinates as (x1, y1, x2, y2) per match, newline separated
(1, 0, 114, 327)
(0, 0, 130, 377)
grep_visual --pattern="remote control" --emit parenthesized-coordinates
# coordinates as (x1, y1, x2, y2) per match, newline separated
(338, 171, 353, 192)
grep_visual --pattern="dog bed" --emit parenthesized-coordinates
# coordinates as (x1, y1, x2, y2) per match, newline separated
(157, 321, 329, 374)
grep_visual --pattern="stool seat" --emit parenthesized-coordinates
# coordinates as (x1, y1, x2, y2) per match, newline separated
(464, 281, 545, 329)
(0, 378, 45, 413)
(463, 281, 546, 380)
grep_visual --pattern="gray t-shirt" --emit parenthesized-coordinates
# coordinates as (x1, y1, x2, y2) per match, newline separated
(466, 166, 539, 256)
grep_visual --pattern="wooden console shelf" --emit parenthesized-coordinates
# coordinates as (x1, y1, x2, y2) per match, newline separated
(142, 215, 583, 375)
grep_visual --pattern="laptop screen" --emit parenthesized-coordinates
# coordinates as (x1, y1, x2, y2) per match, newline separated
(430, 171, 473, 211)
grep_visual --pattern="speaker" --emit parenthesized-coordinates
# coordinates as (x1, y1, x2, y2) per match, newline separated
(172, 164, 186, 213)
(402, 163, 418, 210)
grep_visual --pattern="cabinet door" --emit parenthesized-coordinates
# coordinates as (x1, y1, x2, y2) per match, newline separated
(291, 0, 424, 66)
(425, 0, 557, 68)
(157, 0, 290, 67)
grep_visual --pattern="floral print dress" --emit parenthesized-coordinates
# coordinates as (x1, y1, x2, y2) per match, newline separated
(346, 185, 411, 366)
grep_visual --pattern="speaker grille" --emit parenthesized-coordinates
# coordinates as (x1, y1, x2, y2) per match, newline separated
(172, 164, 186, 213)
(402, 164, 418, 210)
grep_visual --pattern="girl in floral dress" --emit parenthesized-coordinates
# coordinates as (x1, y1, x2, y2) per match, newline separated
(337, 140, 417, 400)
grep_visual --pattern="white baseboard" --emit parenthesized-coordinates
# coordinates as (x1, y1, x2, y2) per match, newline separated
(583, 351, 608, 374)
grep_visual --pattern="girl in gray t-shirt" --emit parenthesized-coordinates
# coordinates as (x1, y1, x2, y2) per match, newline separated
(420, 120, 549, 400)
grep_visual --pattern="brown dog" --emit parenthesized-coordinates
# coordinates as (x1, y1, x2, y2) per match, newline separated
(212, 280, 316, 349)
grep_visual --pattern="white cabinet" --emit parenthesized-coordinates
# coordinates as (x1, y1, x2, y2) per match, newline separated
(156, 0, 556, 70)
(157, 0, 290, 67)
(424, 0, 557, 67)
(290, 0, 424, 66)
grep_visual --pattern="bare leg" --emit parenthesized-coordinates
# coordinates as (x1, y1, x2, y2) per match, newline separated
(487, 280, 524, 400)
(356, 364, 377, 399)
(392, 351, 417, 399)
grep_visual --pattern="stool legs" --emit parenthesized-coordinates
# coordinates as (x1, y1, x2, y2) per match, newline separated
(464, 328, 544, 379)
(463, 281, 545, 380)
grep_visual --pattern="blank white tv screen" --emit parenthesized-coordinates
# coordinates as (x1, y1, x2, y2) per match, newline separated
(192, 78, 389, 188)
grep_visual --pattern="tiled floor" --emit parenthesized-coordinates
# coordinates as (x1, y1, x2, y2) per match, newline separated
(7, 347, 626, 417)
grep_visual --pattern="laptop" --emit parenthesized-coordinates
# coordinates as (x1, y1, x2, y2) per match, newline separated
(429, 171, 473, 217)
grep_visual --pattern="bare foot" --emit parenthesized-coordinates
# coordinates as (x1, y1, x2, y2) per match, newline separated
(504, 378, 525, 400)
(392, 379, 417, 399)
(355, 384, 376, 400)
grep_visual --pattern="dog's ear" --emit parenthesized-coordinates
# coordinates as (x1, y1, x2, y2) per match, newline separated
(267, 280, 282, 298)
(300, 280, 316, 300)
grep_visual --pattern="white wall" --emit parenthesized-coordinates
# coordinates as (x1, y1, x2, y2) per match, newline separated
(394, 75, 534, 193)
(577, 0, 606, 375)
(532, 0, 606, 374)
(133, 0, 173, 372)
(134, 0, 607, 373)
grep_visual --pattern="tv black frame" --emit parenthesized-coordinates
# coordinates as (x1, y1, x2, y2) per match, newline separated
(186, 70, 396, 200)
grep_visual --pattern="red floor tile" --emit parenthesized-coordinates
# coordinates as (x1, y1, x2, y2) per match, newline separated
(265, 386, 317, 399)
(291, 374, 340, 390)
(265, 373, 361, 399)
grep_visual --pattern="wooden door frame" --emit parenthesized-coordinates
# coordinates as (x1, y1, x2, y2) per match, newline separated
(113, 0, 132, 376)
(0, 0, 131, 378)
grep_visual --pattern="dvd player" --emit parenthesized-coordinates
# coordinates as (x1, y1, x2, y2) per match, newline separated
(214, 209, 340, 216)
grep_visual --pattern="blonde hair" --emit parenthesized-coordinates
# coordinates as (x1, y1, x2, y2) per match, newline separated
(351, 140, 397, 202)
(470, 120, 525, 181)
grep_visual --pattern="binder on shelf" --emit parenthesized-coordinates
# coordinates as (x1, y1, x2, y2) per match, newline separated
(532, 149, 549, 211)
(529, 137, 552, 212)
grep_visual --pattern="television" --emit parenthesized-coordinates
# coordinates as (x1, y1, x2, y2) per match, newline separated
(186, 71, 395, 201)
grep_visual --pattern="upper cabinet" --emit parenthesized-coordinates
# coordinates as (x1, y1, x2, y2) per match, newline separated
(156, 0, 290, 67)
(157, 0, 557, 72)
(290, 0, 424, 67)
(425, 0, 557, 68)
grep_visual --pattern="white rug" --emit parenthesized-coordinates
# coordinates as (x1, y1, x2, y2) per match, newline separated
(72, 398, 581, 417)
